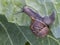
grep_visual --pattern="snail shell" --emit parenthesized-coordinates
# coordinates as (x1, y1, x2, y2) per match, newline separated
(30, 19, 49, 37)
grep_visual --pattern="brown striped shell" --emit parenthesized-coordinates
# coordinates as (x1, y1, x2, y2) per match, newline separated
(30, 19, 49, 37)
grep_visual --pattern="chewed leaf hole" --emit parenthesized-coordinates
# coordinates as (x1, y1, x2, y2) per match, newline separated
(25, 41, 30, 45)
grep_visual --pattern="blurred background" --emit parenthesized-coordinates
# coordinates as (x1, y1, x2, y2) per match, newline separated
(0, 0, 60, 45)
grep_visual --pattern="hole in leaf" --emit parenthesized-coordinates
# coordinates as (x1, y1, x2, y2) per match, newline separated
(25, 41, 30, 45)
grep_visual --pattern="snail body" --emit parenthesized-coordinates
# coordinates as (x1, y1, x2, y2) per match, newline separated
(22, 6, 55, 37)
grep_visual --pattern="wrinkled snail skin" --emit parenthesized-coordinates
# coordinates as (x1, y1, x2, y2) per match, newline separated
(23, 6, 43, 21)
(43, 11, 55, 25)
(22, 6, 55, 37)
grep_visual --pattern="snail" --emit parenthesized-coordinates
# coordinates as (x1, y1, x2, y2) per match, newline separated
(19, 6, 55, 37)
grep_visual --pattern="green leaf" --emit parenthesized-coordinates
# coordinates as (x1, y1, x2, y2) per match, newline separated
(0, 0, 60, 45)
(0, 14, 26, 45)
(0, 14, 60, 45)
(49, 1, 60, 38)
(0, 0, 30, 26)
